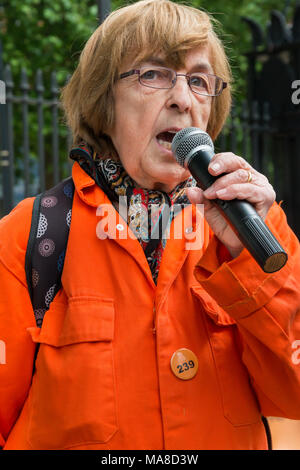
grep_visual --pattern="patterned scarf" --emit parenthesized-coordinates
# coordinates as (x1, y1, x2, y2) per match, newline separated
(70, 141, 196, 283)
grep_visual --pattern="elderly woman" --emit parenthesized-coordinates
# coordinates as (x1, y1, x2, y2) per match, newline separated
(0, 0, 300, 451)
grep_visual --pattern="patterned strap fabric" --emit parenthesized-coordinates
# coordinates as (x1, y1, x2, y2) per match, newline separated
(25, 177, 74, 327)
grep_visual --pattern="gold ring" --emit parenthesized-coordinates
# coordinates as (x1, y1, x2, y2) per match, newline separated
(246, 170, 252, 183)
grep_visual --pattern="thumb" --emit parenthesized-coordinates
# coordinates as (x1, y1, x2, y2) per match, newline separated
(185, 187, 204, 205)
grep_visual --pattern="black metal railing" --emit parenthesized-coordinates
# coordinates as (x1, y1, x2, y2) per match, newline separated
(242, 6, 300, 238)
(0, 0, 113, 217)
(0, 44, 72, 216)
(217, 99, 300, 238)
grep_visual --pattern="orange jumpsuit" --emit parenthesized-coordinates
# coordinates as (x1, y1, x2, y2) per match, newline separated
(0, 162, 300, 450)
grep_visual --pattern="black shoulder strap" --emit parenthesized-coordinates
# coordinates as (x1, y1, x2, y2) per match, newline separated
(25, 177, 75, 327)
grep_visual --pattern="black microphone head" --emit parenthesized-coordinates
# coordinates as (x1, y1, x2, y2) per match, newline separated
(172, 127, 214, 167)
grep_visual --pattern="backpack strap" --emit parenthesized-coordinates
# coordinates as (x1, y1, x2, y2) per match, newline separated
(25, 177, 75, 327)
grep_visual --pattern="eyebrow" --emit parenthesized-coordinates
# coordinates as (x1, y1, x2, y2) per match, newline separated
(137, 56, 214, 74)
(137, 56, 166, 67)
(189, 62, 214, 74)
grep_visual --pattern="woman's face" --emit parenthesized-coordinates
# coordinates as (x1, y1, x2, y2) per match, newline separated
(108, 46, 213, 193)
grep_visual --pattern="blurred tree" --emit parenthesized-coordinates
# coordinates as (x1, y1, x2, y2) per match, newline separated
(0, 0, 99, 86)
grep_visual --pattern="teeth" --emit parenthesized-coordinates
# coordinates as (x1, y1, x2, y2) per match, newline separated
(157, 139, 172, 150)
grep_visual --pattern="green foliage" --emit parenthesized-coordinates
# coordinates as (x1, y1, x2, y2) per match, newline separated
(0, 0, 100, 89)
(1, 0, 296, 99)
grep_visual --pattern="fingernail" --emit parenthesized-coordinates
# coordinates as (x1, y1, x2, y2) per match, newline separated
(210, 163, 221, 173)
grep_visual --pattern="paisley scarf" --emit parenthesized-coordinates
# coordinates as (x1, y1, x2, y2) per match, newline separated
(70, 141, 196, 283)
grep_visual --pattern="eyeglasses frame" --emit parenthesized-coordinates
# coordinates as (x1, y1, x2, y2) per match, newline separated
(119, 66, 227, 97)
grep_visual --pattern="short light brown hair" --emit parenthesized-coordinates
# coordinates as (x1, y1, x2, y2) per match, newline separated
(61, 0, 232, 157)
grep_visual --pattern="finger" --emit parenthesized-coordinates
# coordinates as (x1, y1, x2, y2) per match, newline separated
(185, 187, 204, 205)
(203, 168, 256, 199)
(208, 152, 255, 177)
(185, 187, 215, 212)
(215, 182, 275, 208)
(215, 183, 275, 221)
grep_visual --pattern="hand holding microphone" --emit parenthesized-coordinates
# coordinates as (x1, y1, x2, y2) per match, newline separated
(171, 127, 287, 273)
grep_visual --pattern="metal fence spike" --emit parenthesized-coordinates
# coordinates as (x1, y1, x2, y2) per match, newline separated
(20, 67, 30, 91)
(51, 71, 58, 95)
(292, 4, 300, 42)
(36, 69, 44, 93)
(4, 64, 13, 88)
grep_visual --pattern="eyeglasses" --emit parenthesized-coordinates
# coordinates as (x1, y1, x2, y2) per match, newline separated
(119, 65, 227, 97)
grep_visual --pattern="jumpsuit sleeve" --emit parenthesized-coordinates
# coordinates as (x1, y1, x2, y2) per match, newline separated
(194, 202, 300, 418)
(0, 199, 37, 447)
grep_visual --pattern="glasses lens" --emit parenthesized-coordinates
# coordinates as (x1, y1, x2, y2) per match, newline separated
(139, 67, 173, 88)
(190, 74, 223, 96)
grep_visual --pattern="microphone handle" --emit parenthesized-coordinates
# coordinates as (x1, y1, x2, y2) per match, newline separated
(188, 149, 288, 273)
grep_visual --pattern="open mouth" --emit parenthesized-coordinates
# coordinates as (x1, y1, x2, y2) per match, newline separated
(156, 131, 176, 151)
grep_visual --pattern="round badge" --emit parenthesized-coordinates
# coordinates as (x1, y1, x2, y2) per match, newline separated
(170, 348, 198, 380)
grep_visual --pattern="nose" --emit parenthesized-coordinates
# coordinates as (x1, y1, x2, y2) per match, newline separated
(166, 75, 192, 113)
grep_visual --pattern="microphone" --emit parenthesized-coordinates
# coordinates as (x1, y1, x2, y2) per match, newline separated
(171, 127, 288, 273)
